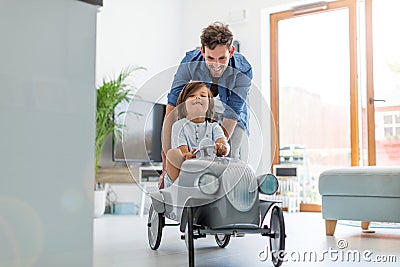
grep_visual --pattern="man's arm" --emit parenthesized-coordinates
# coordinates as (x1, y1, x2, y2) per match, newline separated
(221, 118, 237, 140)
(161, 104, 177, 173)
(222, 69, 252, 139)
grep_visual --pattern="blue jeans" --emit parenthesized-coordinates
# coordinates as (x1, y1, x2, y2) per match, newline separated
(164, 173, 173, 188)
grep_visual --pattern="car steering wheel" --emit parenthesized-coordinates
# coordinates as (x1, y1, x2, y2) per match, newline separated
(193, 138, 215, 158)
(193, 144, 215, 158)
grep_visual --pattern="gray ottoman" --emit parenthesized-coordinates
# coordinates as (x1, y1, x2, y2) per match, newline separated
(318, 166, 400, 236)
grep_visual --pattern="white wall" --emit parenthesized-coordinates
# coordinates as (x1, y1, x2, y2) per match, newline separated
(95, 0, 187, 207)
(0, 0, 97, 266)
(96, 0, 185, 169)
(96, 0, 185, 101)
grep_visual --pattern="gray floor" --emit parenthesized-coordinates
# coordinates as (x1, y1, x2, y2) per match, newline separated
(93, 212, 400, 267)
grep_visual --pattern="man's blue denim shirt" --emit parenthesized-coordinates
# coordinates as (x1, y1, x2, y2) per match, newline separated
(167, 49, 253, 135)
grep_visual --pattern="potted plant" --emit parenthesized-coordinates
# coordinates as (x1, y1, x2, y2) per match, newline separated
(94, 66, 144, 217)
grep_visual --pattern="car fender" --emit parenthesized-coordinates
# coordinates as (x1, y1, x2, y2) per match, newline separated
(179, 197, 212, 232)
(149, 191, 165, 214)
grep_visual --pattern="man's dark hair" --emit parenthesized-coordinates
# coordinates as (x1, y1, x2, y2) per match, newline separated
(200, 22, 233, 50)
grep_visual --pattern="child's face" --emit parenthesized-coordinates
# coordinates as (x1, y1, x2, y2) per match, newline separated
(185, 86, 209, 119)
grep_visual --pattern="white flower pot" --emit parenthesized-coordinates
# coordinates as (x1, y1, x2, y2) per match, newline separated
(94, 189, 107, 218)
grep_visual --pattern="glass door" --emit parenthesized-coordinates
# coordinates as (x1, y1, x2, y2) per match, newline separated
(364, 0, 400, 166)
(270, 0, 358, 207)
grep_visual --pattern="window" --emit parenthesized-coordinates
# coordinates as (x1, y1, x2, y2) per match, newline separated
(382, 112, 400, 139)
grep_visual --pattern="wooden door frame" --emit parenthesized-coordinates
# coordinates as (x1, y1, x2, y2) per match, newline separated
(270, 0, 359, 166)
(365, 0, 376, 166)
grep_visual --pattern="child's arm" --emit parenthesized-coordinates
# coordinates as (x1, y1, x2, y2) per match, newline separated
(179, 145, 196, 160)
(215, 138, 230, 156)
(212, 122, 230, 156)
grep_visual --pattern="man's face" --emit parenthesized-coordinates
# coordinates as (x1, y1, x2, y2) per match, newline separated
(201, 44, 234, 78)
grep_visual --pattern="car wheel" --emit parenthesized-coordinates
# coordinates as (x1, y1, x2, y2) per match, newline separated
(185, 207, 195, 267)
(269, 206, 286, 267)
(215, 234, 231, 248)
(147, 204, 163, 250)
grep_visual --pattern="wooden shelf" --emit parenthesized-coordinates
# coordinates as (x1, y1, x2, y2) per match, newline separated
(95, 165, 162, 184)
(96, 167, 138, 184)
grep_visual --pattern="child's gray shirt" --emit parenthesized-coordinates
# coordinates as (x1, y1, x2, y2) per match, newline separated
(171, 118, 226, 151)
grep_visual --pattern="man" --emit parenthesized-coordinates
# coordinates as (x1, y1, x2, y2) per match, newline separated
(160, 22, 253, 183)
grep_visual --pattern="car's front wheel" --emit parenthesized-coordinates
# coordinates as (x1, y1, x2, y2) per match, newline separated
(215, 234, 231, 248)
(185, 207, 195, 267)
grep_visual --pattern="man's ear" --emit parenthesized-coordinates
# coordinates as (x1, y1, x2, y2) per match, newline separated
(229, 46, 235, 57)
(200, 46, 205, 56)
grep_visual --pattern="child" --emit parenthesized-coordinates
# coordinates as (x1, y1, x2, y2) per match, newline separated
(162, 81, 230, 188)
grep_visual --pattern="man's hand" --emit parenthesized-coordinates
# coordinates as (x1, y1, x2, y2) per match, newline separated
(214, 138, 230, 156)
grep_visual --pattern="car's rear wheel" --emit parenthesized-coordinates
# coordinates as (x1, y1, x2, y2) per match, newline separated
(269, 206, 285, 267)
(215, 234, 231, 248)
(147, 204, 163, 250)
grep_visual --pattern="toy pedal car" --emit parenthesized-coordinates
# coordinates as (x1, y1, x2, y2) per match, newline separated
(147, 142, 286, 267)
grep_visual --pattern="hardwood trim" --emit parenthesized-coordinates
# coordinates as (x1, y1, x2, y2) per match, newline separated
(272, 0, 354, 20)
(365, 0, 377, 166)
(325, 220, 337, 236)
(270, 14, 280, 165)
(300, 203, 322, 212)
(348, 0, 360, 166)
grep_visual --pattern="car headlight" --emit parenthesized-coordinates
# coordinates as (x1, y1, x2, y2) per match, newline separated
(258, 174, 279, 195)
(197, 173, 219, 195)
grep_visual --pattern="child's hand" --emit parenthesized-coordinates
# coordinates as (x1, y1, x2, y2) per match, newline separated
(214, 142, 228, 156)
(183, 148, 197, 160)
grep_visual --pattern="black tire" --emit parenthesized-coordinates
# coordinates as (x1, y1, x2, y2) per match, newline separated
(269, 206, 285, 267)
(215, 234, 231, 248)
(147, 204, 163, 250)
(186, 207, 195, 267)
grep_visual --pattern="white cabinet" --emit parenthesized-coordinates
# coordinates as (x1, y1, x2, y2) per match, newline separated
(137, 165, 162, 216)
(138, 165, 162, 183)
(96, 165, 162, 216)
(273, 164, 302, 212)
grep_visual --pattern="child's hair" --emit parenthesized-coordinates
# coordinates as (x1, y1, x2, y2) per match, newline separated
(176, 81, 215, 121)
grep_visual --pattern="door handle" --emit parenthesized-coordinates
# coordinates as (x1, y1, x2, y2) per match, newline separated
(369, 98, 386, 104)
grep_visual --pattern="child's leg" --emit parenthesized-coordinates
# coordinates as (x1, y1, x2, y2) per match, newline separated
(166, 148, 185, 181)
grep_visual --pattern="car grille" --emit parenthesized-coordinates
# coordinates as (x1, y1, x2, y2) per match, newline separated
(222, 163, 258, 212)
